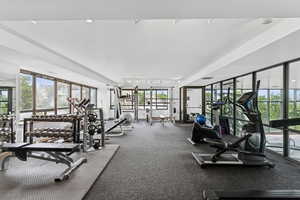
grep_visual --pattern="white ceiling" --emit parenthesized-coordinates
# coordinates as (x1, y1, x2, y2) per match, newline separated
(0, 0, 299, 20)
(0, 44, 107, 87)
(0, 19, 281, 86)
(195, 25, 300, 87)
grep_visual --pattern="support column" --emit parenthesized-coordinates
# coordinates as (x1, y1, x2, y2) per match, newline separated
(283, 63, 290, 157)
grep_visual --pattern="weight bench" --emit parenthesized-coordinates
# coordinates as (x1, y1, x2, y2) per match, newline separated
(0, 143, 87, 182)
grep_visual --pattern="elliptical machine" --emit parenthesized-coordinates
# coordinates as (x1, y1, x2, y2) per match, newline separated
(192, 80, 274, 168)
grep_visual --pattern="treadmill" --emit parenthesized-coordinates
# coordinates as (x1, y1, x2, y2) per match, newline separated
(202, 117, 300, 200)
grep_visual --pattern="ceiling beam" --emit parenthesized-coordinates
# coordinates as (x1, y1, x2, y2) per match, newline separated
(0, 0, 299, 20)
(0, 23, 117, 86)
(181, 18, 300, 86)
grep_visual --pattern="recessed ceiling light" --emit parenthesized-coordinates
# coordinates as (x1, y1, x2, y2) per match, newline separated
(31, 20, 37, 24)
(292, 80, 297, 82)
(85, 19, 94, 23)
(201, 77, 213, 80)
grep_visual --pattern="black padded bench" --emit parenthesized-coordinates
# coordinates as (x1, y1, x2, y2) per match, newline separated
(0, 143, 87, 182)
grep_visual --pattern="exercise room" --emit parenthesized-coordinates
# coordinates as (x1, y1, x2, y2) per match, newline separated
(1, 1, 300, 200)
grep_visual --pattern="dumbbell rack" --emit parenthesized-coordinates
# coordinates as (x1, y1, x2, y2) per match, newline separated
(0, 115, 15, 143)
(23, 115, 82, 144)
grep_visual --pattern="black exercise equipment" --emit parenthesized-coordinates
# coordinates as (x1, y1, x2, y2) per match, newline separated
(88, 124, 96, 135)
(105, 118, 127, 133)
(203, 117, 300, 200)
(0, 143, 87, 182)
(88, 113, 97, 122)
(192, 81, 274, 168)
(190, 122, 221, 144)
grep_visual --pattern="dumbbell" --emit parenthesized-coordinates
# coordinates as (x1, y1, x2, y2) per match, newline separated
(88, 124, 96, 135)
(93, 140, 101, 150)
(88, 113, 97, 122)
(96, 125, 103, 134)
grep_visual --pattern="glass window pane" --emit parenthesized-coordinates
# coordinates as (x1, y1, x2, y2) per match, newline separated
(0, 90, 8, 101)
(121, 90, 133, 110)
(20, 73, 33, 111)
(257, 66, 283, 155)
(72, 84, 81, 99)
(36, 77, 55, 110)
(57, 82, 70, 109)
(145, 90, 151, 109)
(90, 88, 97, 105)
(212, 83, 221, 102)
(205, 86, 212, 122)
(138, 90, 145, 109)
(222, 80, 234, 118)
(110, 89, 115, 109)
(82, 87, 90, 99)
(156, 90, 168, 110)
(289, 61, 300, 160)
(236, 74, 253, 122)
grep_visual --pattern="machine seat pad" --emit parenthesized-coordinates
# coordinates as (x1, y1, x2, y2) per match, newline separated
(23, 143, 80, 152)
(1, 143, 29, 151)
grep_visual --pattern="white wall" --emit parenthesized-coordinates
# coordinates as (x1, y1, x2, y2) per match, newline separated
(96, 86, 114, 119)
(186, 88, 202, 115)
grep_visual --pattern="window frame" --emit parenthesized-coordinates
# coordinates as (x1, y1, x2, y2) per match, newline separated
(20, 69, 97, 114)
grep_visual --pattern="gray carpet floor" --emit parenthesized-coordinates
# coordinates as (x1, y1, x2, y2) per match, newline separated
(84, 122, 300, 200)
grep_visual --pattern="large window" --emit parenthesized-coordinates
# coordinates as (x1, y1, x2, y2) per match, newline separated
(57, 82, 70, 114)
(289, 61, 300, 160)
(36, 77, 55, 110)
(203, 57, 300, 161)
(205, 85, 212, 122)
(212, 83, 221, 125)
(110, 89, 115, 109)
(20, 73, 33, 111)
(156, 90, 168, 110)
(121, 89, 134, 110)
(0, 88, 12, 114)
(90, 88, 97, 106)
(115, 89, 169, 110)
(71, 84, 81, 99)
(257, 66, 283, 154)
(222, 80, 234, 133)
(82, 87, 90, 99)
(20, 70, 97, 115)
(138, 90, 146, 109)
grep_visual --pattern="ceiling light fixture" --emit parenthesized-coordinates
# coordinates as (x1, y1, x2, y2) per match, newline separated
(85, 19, 94, 23)
(31, 20, 37, 24)
(292, 80, 297, 82)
